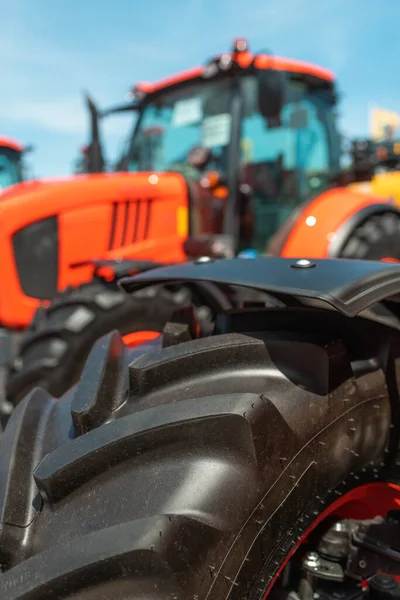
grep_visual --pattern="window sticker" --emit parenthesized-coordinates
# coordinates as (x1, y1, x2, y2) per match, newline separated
(172, 98, 203, 127)
(202, 113, 232, 148)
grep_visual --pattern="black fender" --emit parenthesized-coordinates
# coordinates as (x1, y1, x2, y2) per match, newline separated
(328, 203, 400, 257)
(120, 256, 400, 318)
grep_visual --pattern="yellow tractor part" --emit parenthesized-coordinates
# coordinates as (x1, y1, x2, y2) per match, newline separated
(349, 171, 400, 207)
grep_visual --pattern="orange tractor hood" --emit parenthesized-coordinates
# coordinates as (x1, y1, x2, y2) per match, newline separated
(0, 171, 190, 329)
(0, 171, 187, 216)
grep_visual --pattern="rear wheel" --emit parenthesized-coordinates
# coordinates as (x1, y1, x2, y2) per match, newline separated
(5, 271, 278, 408)
(1, 317, 399, 599)
(6, 277, 200, 405)
(339, 212, 400, 260)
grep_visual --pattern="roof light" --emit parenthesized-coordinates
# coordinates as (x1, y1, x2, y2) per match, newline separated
(203, 62, 219, 78)
(219, 53, 233, 70)
(233, 38, 248, 53)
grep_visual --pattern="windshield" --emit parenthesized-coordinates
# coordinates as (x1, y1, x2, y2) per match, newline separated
(126, 78, 234, 179)
(0, 147, 23, 190)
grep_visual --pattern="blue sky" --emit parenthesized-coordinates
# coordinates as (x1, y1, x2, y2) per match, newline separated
(2, 0, 400, 179)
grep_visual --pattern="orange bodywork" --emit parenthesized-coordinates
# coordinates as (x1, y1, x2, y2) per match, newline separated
(0, 136, 24, 152)
(279, 187, 392, 258)
(0, 172, 189, 329)
(133, 54, 334, 94)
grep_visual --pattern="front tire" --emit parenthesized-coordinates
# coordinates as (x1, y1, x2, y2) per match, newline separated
(0, 321, 398, 599)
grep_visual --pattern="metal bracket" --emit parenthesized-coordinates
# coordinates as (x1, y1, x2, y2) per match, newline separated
(119, 257, 400, 318)
(346, 514, 400, 580)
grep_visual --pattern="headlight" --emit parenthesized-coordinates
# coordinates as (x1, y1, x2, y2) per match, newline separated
(12, 216, 58, 299)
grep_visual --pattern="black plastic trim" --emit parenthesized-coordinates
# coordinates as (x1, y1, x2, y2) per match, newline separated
(108, 204, 118, 250)
(12, 216, 59, 300)
(143, 198, 153, 239)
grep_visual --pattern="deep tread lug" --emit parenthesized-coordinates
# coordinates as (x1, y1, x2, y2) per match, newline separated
(71, 331, 129, 436)
(128, 333, 267, 397)
(170, 304, 198, 338)
(162, 322, 193, 347)
(34, 393, 265, 504)
(1, 517, 191, 599)
(0, 388, 54, 569)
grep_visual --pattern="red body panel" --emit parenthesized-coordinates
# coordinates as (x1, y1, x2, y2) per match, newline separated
(0, 172, 188, 329)
(280, 187, 392, 258)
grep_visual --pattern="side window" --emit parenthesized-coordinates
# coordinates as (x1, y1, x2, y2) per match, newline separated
(240, 77, 332, 252)
(241, 100, 330, 174)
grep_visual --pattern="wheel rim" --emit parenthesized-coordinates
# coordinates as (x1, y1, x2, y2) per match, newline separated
(263, 482, 400, 600)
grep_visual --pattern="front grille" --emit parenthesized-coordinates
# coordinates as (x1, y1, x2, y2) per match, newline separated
(108, 198, 153, 250)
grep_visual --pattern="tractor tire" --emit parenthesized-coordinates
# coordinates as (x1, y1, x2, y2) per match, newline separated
(339, 211, 400, 260)
(6, 277, 198, 405)
(0, 325, 399, 599)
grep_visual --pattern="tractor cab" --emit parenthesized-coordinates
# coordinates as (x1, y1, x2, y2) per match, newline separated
(85, 39, 344, 256)
(0, 137, 26, 191)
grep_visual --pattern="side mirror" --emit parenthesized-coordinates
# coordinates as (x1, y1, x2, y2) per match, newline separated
(85, 92, 105, 173)
(183, 234, 235, 260)
(23, 144, 35, 154)
(257, 68, 286, 121)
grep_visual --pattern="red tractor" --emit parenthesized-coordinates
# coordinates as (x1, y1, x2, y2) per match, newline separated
(3, 38, 400, 405)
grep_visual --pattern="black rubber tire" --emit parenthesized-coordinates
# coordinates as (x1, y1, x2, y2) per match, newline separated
(340, 212, 400, 259)
(0, 322, 399, 599)
(6, 278, 193, 405)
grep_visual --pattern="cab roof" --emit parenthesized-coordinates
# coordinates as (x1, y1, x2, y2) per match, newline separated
(133, 42, 335, 96)
(0, 136, 24, 152)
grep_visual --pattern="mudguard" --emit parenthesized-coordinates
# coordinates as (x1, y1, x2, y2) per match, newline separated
(273, 187, 399, 259)
(120, 256, 400, 318)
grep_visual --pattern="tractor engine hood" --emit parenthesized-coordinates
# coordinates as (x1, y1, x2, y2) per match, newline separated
(0, 171, 188, 215)
(0, 171, 191, 330)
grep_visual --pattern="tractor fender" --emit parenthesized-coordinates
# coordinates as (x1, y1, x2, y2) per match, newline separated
(327, 203, 400, 257)
(277, 187, 395, 259)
